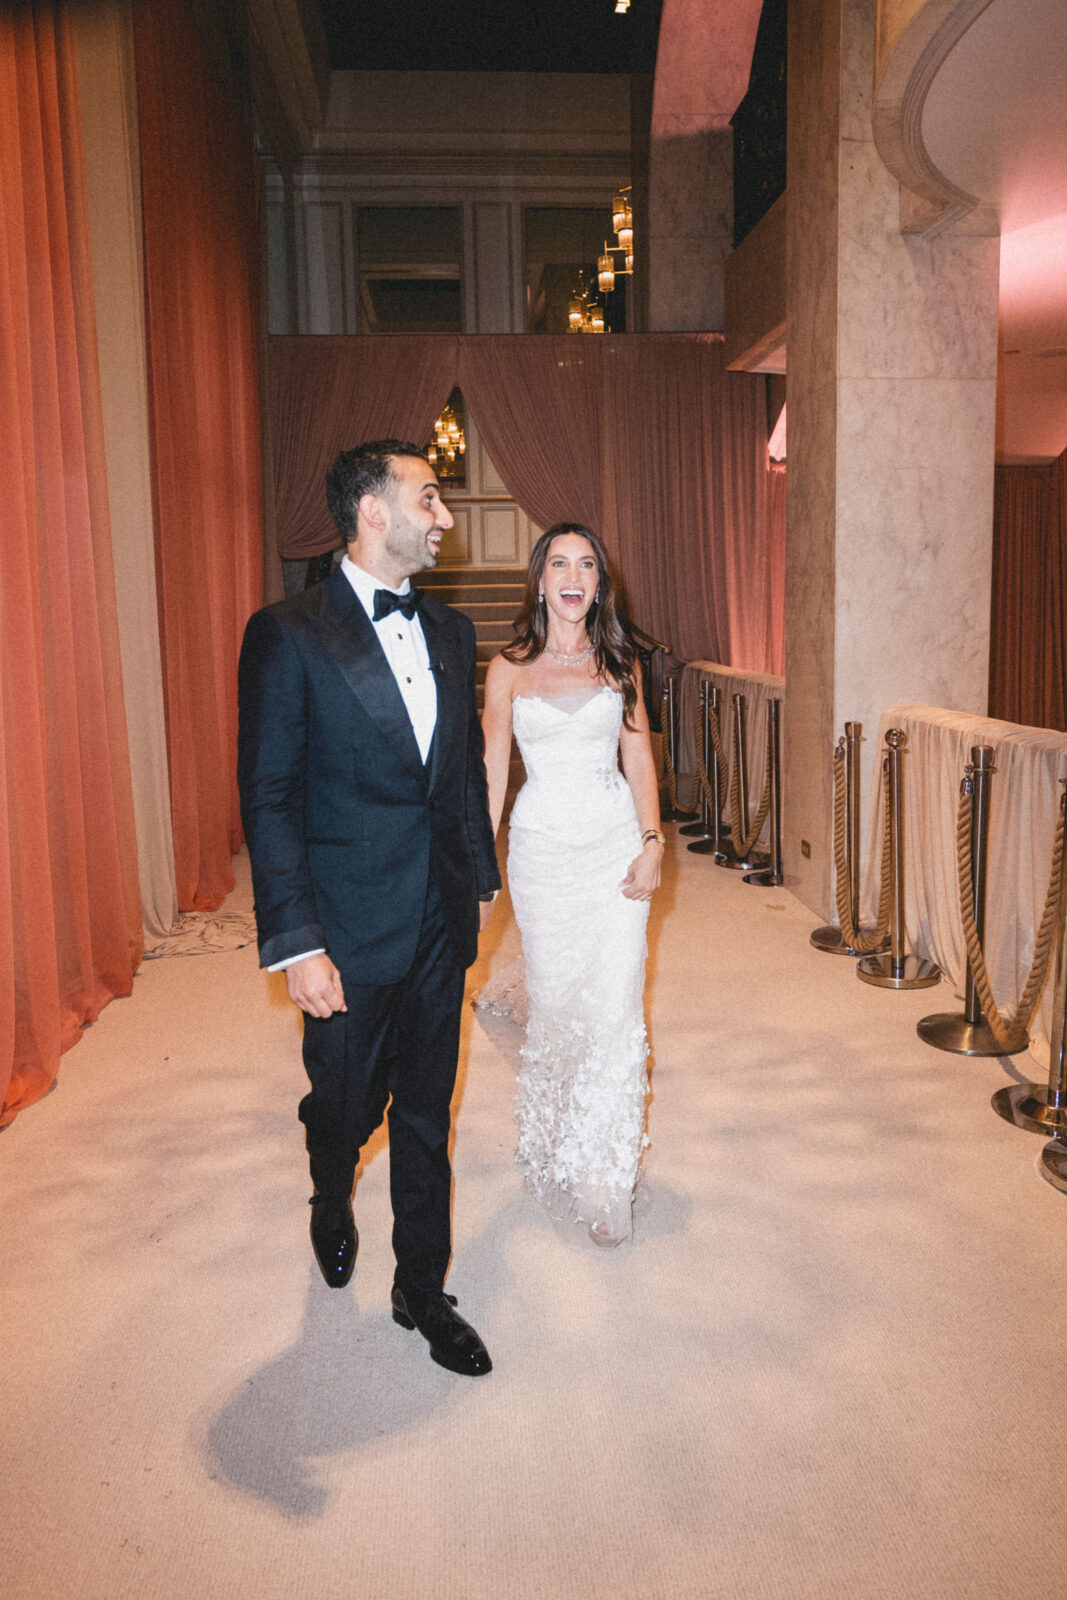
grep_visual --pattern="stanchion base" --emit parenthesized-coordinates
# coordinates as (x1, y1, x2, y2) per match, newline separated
(715, 850, 767, 871)
(809, 924, 885, 957)
(662, 805, 694, 823)
(687, 838, 732, 859)
(743, 866, 782, 887)
(679, 821, 711, 838)
(1039, 1138, 1067, 1194)
(856, 953, 941, 990)
(916, 1012, 1030, 1056)
(991, 1083, 1067, 1136)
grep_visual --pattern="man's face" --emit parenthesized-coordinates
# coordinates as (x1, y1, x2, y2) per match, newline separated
(381, 454, 454, 577)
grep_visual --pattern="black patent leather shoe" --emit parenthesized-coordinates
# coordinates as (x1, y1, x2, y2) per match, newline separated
(309, 1196, 357, 1287)
(391, 1287, 493, 1376)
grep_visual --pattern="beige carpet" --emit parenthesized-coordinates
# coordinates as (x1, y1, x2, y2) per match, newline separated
(3, 835, 1064, 1600)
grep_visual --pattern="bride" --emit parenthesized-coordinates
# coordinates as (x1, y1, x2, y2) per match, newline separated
(481, 524, 664, 1246)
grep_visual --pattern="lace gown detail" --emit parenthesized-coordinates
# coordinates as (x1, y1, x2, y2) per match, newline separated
(507, 687, 650, 1240)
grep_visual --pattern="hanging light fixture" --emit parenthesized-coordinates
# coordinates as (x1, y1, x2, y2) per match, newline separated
(426, 395, 466, 477)
(601, 184, 634, 290)
(567, 279, 606, 334)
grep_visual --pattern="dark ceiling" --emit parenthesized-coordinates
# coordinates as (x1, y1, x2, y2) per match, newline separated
(319, 0, 662, 74)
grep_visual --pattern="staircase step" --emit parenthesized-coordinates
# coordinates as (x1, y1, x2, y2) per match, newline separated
(424, 584, 524, 607)
(421, 566, 523, 586)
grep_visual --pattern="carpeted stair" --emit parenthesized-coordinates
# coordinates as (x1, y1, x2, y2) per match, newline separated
(418, 565, 525, 709)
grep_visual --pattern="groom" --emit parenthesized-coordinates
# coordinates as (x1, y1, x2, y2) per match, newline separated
(237, 440, 500, 1376)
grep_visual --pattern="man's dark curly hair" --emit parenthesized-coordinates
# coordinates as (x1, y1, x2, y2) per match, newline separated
(324, 439, 429, 542)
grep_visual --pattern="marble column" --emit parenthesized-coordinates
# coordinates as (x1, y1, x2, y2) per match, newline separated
(647, 125, 732, 331)
(785, 0, 1000, 915)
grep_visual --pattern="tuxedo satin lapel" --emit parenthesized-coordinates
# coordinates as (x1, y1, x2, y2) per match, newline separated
(419, 603, 460, 791)
(314, 570, 427, 785)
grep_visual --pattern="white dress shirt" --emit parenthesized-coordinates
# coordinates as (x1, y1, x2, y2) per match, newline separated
(268, 556, 438, 972)
(339, 555, 438, 762)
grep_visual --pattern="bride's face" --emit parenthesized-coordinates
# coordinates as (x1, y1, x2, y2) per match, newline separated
(540, 535, 599, 627)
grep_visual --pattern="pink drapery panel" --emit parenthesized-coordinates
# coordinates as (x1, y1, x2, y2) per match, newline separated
(270, 335, 460, 559)
(766, 463, 786, 676)
(1, 3, 142, 1126)
(598, 335, 773, 669)
(266, 334, 780, 669)
(455, 337, 603, 533)
(989, 455, 1067, 733)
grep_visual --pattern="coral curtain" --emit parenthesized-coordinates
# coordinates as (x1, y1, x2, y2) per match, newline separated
(134, 0, 263, 911)
(989, 454, 1067, 733)
(268, 334, 779, 671)
(270, 335, 459, 559)
(0, 3, 142, 1126)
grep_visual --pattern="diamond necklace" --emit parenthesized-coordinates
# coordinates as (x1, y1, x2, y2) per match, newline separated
(544, 642, 594, 667)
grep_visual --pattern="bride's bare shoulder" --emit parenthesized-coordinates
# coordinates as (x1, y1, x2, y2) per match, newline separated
(485, 653, 530, 699)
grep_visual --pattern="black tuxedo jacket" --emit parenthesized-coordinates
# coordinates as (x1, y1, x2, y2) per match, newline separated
(237, 568, 500, 984)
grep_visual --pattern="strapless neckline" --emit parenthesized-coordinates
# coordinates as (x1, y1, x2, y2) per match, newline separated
(513, 686, 618, 715)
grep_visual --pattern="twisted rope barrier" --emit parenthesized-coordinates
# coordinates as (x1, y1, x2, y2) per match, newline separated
(955, 780, 1066, 1052)
(705, 702, 771, 860)
(659, 688, 699, 817)
(659, 683, 773, 859)
(830, 741, 893, 954)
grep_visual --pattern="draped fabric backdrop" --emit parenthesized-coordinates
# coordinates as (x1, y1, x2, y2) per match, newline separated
(990, 452, 1067, 733)
(0, 5, 142, 1126)
(766, 463, 787, 676)
(270, 335, 460, 562)
(134, 0, 263, 911)
(455, 337, 605, 535)
(269, 334, 781, 674)
(597, 336, 774, 669)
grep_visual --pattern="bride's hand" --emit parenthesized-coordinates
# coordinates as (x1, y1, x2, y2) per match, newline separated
(620, 843, 663, 901)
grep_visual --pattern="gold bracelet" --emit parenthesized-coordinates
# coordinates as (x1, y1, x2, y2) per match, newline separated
(641, 828, 666, 847)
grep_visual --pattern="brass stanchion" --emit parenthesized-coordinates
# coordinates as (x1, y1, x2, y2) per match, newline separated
(715, 693, 766, 871)
(992, 785, 1067, 1138)
(743, 699, 783, 887)
(688, 685, 732, 859)
(660, 677, 689, 822)
(680, 682, 714, 840)
(855, 730, 940, 990)
(811, 722, 888, 956)
(918, 746, 1030, 1055)
(1038, 894, 1067, 1184)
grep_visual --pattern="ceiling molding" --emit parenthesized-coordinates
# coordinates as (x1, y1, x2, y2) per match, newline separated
(246, 0, 329, 162)
(286, 151, 631, 183)
(872, 0, 1000, 236)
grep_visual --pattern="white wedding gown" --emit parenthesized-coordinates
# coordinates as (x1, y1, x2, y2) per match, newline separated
(504, 686, 650, 1241)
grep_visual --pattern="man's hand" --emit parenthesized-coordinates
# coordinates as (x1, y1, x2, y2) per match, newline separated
(286, 953, 347, 1017)
(479, 898, 496, 932)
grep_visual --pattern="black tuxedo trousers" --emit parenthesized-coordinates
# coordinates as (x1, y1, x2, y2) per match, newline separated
(237, 570, 500, 1300)
(299, 870, 464, 1300)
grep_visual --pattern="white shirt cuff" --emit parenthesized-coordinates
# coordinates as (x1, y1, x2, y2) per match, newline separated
(268, 948, 326, 972)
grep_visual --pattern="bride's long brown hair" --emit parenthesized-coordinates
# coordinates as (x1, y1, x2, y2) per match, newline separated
(503, 523, 639, 727)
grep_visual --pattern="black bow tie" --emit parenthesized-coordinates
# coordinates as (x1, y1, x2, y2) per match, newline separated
(373, 587, 422, 622)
